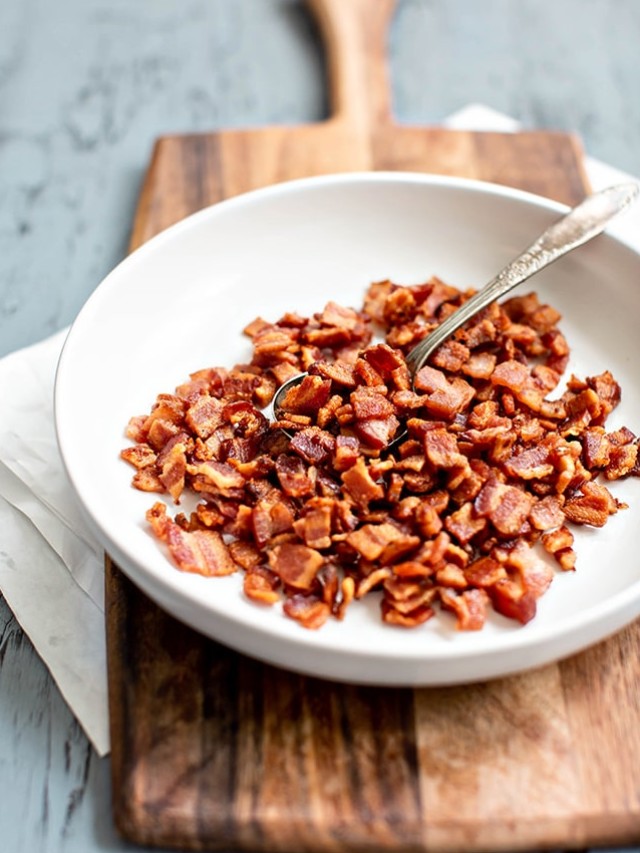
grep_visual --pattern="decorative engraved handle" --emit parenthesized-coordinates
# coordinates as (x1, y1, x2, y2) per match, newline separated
(405, 183, 639, 375)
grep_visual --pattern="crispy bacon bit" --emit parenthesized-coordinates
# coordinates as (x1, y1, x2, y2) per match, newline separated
(347, 523, 417, 563)
(280, 375, 331, 415)
(381, 599, 435, 627)
(440, 588, 489, 630)
(529, 495, 565, 531)
(445, 502, 487, 545)
(244, 567, 280, 605)
(268, 543, 324, 590)
(229, 540, 262, 570)
(341, 457, 384, 507)
(294, 503, 333, 550)
(283, 594, 331, 629)
(128, 275, 638, 632)
(146, 502, 237, 576)
(489, 579, 537, 625)
(120, 444, 157, 469)
(475, 478, 534, 536)
(563, 481, 618, 527)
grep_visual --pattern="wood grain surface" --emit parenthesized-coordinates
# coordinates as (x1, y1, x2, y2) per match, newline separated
(107, 1, 640, 850)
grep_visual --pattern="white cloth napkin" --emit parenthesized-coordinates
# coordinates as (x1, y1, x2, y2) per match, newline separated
(1, 105, 639, 759)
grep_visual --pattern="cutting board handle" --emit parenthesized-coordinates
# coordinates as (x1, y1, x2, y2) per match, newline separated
(307, 0, 397, 128)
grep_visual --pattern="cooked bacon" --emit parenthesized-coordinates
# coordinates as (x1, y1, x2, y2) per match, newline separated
(120, 444, 157, 469)
(157, 433, 192, 503)
(504, 541, 554, 599)
(310, 359, 357, 388)
(293, 503, 333, 550)
(126, 275, 638, 633)
(185, 395, 225, 438)
(132, 468, 165, 492)
(146, 502, 237, 576)
(462, 351, 497, 380)
(423, 428, 468, 470)
(341, 457, 384, 507)
(268, 543, 324, 590)
(380, 599, 435, 627)
(347, 522, 419, 564)
(440, 588, 489, 630)
(504, 441, 555, 480)
(243, 566, 281, 605)
(283, 594, 331, 629)
(444, 502, 487, 545)
(464, 556, 507, 588)
(279, 375, 332, 415)
(229, 540, 262, 570)
(489, 578, 537, 625)
(529, 495, 565, 531)
(563, 481, 618, 527)
(431, 340, 470, 373)
(474, 478, 534, 536)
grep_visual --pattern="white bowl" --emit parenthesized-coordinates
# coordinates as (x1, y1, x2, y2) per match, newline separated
(55, 172, 640, 685)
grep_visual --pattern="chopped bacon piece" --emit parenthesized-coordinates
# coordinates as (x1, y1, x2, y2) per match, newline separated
(489, 578, 537, 625)
(363, 279, 396, 323)
(563, 481, 618, 527)
(541, 526, 576, 570)
(474, 478, 534, 536)
(505, 541, 554, 599)
(347, 523, 419, 564)
(341, 457, 384, 507)
(244, 567, 280, 605)
(132, 468, 165, 492)
(529, 495, 565, 531)
(354, 416, 400, 450)
(294, 504, 333, 550)
(283, 594, 331, 629)
(423, 428, 468, 470)
(275, 454, 315, 497)
(380, 599, 435, 627)
(431, 340, 470, 373)
(504, 442, 555, 480)
(310, 360, 357, 388)
(363, 343, 407, 378)
(229, 540, 262, 570)
(268, 543, 324, 591)
(185, 395, 224, 439)
(290, 427, 336, 465)
(189, 459, 245, 493)
(146, 502, 237, 576)
(440, 588, 489, 630)
(445, 502, 487, 545)
(605, 442, 638, 480)
(157, 433, 192, 502)
(279, 375, 331, 415)
(120, 444, 157, 469)
(464, 556, 507, 588)
(320, 301, 360, 330)
(462, 351, 497, 380)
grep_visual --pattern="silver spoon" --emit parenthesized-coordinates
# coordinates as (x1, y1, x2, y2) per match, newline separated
(271, 182, 638, 441)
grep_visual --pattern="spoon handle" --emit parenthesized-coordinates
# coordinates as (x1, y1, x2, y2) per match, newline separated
(405, 182, 639, 375)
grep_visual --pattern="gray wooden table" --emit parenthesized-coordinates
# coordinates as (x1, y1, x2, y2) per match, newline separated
(1, 1, 639, 851)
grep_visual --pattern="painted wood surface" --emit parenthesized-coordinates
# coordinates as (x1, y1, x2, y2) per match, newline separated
(2, 1, 640, 852)
(105, 1, 640, 851)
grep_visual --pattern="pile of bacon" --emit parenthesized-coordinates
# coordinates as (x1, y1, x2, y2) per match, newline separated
(122, 277, 639, 631)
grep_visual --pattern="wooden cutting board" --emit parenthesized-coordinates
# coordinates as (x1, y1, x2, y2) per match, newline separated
(106, 1, 640, 850)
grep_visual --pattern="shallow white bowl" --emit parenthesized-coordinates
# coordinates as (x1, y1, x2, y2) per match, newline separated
(55, 172, 640, 686)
